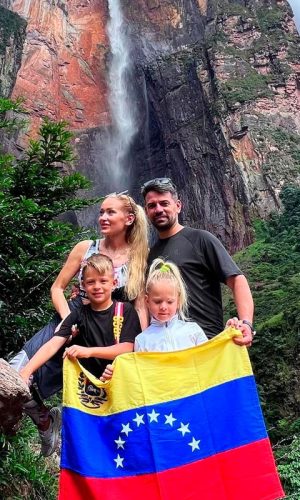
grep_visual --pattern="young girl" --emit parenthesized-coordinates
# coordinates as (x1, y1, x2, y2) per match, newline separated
(135, 258, 207, 352)
(101, 258, 207, 380)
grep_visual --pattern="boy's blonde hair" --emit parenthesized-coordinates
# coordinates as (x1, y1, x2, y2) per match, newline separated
(104, 193, 149, 300)
(82, 254, 114, 280)
(146, 258, 188, 320)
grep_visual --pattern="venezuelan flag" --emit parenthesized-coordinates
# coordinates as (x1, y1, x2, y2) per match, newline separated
(59, 328, 284, 500)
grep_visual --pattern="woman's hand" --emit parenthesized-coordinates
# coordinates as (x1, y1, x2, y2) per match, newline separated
(64, 345, 90, 360)
(100, 364, 114, 382)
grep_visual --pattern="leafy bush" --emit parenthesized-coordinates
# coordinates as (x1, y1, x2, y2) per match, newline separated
(0, 98, 97, 357)
(0, 418, 58, 499)
(276, 435, 300, 497)
(225, 186, 300, 439)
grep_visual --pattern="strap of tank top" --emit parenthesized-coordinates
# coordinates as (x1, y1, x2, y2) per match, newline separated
(113, 302, 124, 344)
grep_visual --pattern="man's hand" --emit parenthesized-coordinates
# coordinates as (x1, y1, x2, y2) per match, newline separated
(226, 317, 254, 347)
(100, 364, 114, 382)
(64, 345, 90, 360)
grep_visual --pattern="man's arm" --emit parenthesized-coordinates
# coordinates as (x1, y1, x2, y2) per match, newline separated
(226, 274, 254, 346)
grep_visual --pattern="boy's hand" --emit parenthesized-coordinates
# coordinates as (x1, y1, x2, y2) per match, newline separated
(19, 368, 31, 385)
(100, 364, 114, 382)
(64, 345, 90, 360)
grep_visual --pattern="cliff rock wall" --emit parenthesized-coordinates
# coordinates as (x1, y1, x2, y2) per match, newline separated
(0, 5, 26, 97)
(1, 0, 110, 134)
(1, 0, 300, 251)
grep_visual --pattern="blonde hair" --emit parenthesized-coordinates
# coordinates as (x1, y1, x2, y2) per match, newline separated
(104, 194, 149, 300)
(82, 254, 114, 280)
(146, 258, 188, 320)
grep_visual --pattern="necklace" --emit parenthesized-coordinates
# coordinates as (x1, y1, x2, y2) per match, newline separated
(100, 241, 130, 264)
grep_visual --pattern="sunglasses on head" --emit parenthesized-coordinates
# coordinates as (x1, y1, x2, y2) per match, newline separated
(141, 177, 176, 195)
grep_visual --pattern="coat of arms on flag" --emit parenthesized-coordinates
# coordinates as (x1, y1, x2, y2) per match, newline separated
(59, 328, 284, 500)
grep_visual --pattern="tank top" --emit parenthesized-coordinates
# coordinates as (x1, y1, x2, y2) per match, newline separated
(78, 239, 128, 301)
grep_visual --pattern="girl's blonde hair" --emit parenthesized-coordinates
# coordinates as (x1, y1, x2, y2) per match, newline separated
(82, 254, 114, 280)
(146, 258, 188, 320)
(104, 194, 149, 301)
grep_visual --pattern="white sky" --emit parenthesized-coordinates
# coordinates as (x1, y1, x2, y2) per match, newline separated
(288, 0, 300, 32)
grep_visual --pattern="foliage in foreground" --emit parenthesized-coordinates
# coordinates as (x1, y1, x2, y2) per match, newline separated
(0, 98, 97, 357)
(225, 185, 300, 497)
(276, 434, 300, 498)
(0, 418, 58, 499)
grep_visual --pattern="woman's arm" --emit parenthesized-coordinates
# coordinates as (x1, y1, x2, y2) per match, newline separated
(134, 293, 149, 330)
(64, 342, 134, 361)
(51, 240, 92, 320)
(20, 336, 67, 383)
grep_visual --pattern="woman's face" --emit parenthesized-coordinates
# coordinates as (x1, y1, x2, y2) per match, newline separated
(99, 197, 133, 237)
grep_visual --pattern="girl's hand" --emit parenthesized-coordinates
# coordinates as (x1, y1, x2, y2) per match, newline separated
(100, 364, 114, 382)
(64, 345, 90, 360)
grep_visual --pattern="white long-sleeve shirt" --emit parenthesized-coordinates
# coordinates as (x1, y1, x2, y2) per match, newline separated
(134, 315, 208, 352)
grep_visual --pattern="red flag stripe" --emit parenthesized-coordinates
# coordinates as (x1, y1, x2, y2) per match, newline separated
(59, 438, 284, 500)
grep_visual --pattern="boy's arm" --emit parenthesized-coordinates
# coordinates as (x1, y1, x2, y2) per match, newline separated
(20, 336, 67, 384)
(64, 342, 134, 361)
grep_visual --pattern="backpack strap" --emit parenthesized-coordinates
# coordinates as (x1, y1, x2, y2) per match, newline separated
(113, 302, 124, 344)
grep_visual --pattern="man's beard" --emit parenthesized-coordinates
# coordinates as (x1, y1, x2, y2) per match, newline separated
(151, 215, 176, 231)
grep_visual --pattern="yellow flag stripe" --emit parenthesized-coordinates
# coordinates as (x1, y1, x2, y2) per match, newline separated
(63, 328, 253, 417)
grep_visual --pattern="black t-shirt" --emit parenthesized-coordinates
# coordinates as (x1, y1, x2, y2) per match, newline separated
(148, 227, 242, 338)
(54, 301, 141, 377)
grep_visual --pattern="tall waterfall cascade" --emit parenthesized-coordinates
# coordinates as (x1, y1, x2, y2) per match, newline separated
(106, 0, 137, 181)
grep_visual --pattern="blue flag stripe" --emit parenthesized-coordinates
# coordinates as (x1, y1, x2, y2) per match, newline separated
(61, 375, 267, 478)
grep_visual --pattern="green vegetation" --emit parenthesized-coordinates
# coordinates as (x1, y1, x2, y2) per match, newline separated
(256, 6, 286, 32)
(270, 128, 300, 167)
(259, 126, 300, 178)
(0, 419, 58, 499)
(220, 71, 273, 107)
(0, 98, 99, 498)
(0, 98, 97, 357)
(277, 435, 300, 497)
(211, 1, 299, 114)
(225, 185, 300, 497)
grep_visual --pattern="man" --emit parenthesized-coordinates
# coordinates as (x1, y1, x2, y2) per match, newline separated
(141, 177, 254, 345)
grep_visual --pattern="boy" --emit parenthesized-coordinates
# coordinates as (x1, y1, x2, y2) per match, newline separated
(20, 254, 141, 455)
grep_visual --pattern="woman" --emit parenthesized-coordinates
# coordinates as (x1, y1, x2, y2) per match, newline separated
(9, 193, 148, 455)
(51, 193, 149, 325)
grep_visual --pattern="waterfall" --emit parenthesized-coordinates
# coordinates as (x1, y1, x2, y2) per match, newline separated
(106, 0, 137, 182)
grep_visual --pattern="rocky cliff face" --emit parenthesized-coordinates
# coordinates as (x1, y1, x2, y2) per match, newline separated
(1, 0, 300, 251)
(0, 4, 26, 97)
(1, 0, 110, 134)
(207, 0, 300, 219)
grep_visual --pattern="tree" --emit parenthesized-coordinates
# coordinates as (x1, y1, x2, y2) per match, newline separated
(0, 98, 97, 356)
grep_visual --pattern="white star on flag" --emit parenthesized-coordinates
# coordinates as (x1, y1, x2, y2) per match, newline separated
(114, 454, 124, 468)
(133, 413, 145, 427)
(121, 423, 133, 436)
(177, 422, 191, 436)
(114, 436, 126, 449)
(165, 413, 177, 426)
(188, 437, 200, 451)
(148, 409, 160, 422)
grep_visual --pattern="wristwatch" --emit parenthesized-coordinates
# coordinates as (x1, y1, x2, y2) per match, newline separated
(242, 320, 256, 336)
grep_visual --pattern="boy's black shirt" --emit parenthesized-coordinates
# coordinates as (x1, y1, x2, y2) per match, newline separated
(54, 301, 141, 377)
